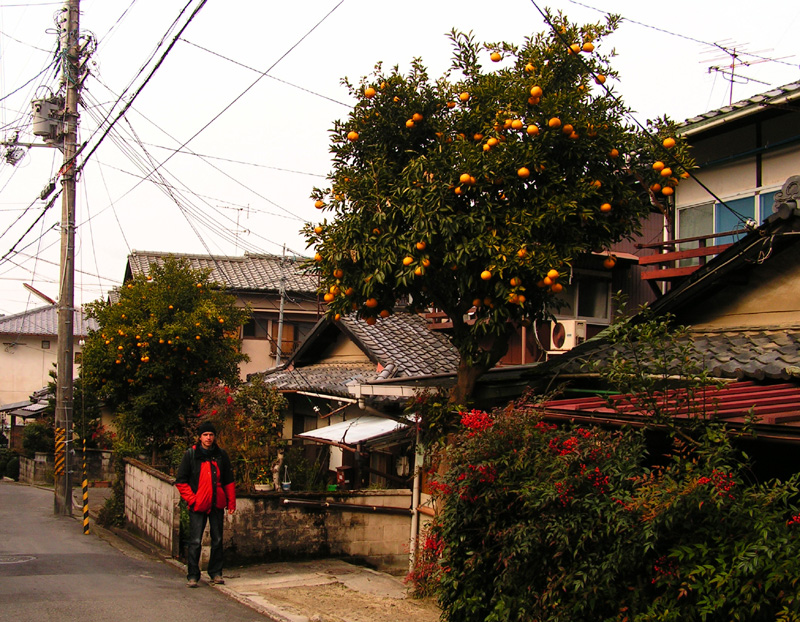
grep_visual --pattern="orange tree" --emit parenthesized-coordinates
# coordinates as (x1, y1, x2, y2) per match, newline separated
(305, 13, 692, 403)
(80, 256, 250, 462)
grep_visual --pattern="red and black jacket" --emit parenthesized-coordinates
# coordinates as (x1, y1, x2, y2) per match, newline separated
(175, 444, 236, 513)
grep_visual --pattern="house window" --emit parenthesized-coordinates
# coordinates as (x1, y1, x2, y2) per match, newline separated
(270, 322, 295, 356)
(677, 193, 766, 266)
(41, 340, 50, 350)
(242, 313, 269, 339)
(553, 272, 611, 324)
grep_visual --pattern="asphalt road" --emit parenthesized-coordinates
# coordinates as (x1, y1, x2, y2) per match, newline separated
(0, 481, 271, 622)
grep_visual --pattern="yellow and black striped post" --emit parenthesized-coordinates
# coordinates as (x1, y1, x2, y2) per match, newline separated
(54, 427, 66, 476)
(82, 437, 89, 535)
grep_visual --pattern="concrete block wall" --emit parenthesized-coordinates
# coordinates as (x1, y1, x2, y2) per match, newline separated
(18, 453, 53, 485)
(123, 460, 415, 573)
(124, 459, 180, 558)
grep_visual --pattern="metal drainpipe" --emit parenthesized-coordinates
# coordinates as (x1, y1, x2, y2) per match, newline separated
(409, 423, 423, 573)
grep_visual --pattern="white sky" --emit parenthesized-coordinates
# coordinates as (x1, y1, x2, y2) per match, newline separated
(0, 0, 798, 316)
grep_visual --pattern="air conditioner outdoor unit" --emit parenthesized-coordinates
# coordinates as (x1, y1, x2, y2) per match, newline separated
(549, 320, 587, 352)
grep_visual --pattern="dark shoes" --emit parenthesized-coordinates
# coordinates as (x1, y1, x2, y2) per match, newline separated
(210, 575, 225, 585)
(187, 578, 199, 588)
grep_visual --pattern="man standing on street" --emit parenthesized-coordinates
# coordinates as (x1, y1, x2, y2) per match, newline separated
(175, 421, 236, 588)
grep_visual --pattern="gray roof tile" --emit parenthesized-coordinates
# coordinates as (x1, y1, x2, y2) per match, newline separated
(261, 362, 376, 398)
(339, 312, 460, 377)
(127, 251, 318, 295)
(0, 305, 97, 337)
(547, 326, 800, 382)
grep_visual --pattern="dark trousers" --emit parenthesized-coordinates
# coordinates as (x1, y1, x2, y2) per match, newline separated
(186, 507, 224, 580)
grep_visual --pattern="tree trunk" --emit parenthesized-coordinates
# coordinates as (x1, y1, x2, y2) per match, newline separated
(449, 361, 487, 405)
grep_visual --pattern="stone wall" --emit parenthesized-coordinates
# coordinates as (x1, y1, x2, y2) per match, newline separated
(123, 459, 414, 573)
(124, 458, 181, 558)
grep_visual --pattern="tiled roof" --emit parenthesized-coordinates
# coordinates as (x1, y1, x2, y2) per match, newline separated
(261, 312, 461, 397)
(0, 304, 97, 337)
(338, 313, 460, 378)
(126, 250, 318, 295)
(680, 81, 800, 131)
(260, 362, 376, 398)
(543, 326, 800, 383)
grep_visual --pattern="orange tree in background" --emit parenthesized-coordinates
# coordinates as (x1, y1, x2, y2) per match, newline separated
(305, 12, 693, 403)
(80, 256, 250, 463)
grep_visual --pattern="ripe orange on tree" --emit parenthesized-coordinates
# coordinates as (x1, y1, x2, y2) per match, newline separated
(517, 167, 530, 179)
(347, 131, 359, 141)
(406, 119, 415, 128)
(551, 282, 564, 293)
(653, 161, 665, 172)
(526, 124, 540, 136)
(412, 112, 424, 122)
(314, 225, 323, 234)
(459, 91, 470, 102)
(480, 270, 492, 281)
(416, 241, 427, 250)
(490, 51, 502, 62)
(525, 62, 535, 73)
(333, 268, 344, 278)
(547, 269, 560, 280)
(663, 137, 676, 149)
(365, 298, 378, 308)
(403, 256, 414, 266)
(511, 119, 523, 130)
(364, 87, 376, 98)
(600, 202, 612, 213)
(529, 85, 543, 98)
(365, 317, 376, 325)
(582, 41, 595, 53)
(548, 117, 562, 129)
(660, 167, 672, 178)
(603, 256, 617, 269)
(609, 148, 619, 158)
(595, 74, 606, 85)
(661, 186, 674, 196)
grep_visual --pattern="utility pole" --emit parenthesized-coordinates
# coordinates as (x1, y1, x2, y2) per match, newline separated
(275, 245, 287, 367)
(54, 0, 80, 516)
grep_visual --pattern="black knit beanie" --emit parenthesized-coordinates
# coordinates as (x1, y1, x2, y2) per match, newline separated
(197, 421, 217, 436)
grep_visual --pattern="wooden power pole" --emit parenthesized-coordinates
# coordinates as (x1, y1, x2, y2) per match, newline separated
(54, 0, 80, 516)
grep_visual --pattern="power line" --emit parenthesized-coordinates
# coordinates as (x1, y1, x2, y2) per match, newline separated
(180, 38, 351, 108)
(566, 0, 797, 68)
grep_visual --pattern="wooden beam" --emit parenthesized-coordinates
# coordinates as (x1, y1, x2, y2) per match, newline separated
(638, 243, 733, 265)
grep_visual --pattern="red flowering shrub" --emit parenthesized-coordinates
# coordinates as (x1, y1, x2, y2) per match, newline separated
(425, 403, 800, 621)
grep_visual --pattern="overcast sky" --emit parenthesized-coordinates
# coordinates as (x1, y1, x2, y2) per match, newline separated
(0, 0, 798, 317)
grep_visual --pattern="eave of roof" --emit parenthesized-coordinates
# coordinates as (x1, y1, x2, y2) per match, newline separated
(679, 81, 800, 137)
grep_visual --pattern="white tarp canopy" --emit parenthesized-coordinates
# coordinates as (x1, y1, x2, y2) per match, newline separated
(296, 415, 408, 446)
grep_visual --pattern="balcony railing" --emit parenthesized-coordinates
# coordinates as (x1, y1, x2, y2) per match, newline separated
(636, 229, 747, 282)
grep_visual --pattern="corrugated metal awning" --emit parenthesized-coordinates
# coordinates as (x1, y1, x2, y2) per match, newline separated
(540, 381, 800, 440)
(297, 415, 408, 446)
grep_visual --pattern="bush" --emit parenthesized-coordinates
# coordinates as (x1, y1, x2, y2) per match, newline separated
(0, 448, 12, 478)
(21, 422, 54, 457)
(427, 405, 800, 621)
(5, 456, 19, 481)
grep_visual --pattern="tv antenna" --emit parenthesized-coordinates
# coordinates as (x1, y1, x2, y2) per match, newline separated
(703, 40, 792, 105)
